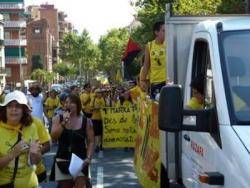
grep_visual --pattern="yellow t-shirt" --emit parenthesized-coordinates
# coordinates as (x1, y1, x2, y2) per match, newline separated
(148, 40, 166, 83)
(45, 97, 60, 118)
(0, 93, 5, 103)
(130, 85, 142, 102)
(80, 92, 92, 114)
(116, 100, 133, 107)
(187, 97, 204, 110)
(0, 122, 39, 188)
(32, 117, 51, 176)
(91, 97, 105, 120)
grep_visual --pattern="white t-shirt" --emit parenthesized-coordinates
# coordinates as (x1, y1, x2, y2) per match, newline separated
(27, 93, 44, 121)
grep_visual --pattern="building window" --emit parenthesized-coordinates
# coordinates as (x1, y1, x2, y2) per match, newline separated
(5, 67, 11, 77)
(4, 31, 10, 39)
(3, 14, 10, 21)
(33, 27, 42, 34)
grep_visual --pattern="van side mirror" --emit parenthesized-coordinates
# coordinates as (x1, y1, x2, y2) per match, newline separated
(158, 85, 215, 133)
(158, 85, 183, 132)
(182, 108, 214, 132)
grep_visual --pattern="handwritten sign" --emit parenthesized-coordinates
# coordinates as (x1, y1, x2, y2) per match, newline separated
(101, 105, 138, 148)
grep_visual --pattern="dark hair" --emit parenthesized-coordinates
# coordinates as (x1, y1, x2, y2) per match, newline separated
(83, 83, 91, 89)
(28, 83, 42, 93)
(66, 94, 82, 116)
(0, 104, 33, 127)
(59, 92, 68, 102)
(190, 75, 204, 95)
(153, 21, 164, 32)
(70, 85, 78, 91)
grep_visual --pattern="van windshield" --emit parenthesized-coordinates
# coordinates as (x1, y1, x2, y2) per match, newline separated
(221, 30, 250, 124)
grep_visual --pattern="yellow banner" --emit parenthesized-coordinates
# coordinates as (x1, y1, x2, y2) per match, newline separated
(134, 99, 161, 188)
(101, 105, 138, 148)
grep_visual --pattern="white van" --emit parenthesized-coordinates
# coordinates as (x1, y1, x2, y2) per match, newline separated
(158, 4, 250, 188)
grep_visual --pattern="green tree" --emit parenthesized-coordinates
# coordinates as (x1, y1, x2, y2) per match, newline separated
(31, 69, 55, 86)
(31, 55, 43, 71)
(59, 31, 100, 83)
(98, 28, 129, 83)
(131, 0, 246, 47)
(173, 0, 245, 15)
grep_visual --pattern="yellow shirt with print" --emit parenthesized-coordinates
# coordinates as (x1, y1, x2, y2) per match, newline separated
(148, 40, 166, 83)
(32, 117, 51, 176)
(187, 97, 204, 110)
(45, 97, 60, 118)
(91, 97, 105, 120)
(80, 92, 92, 114)
(0, 122, 39, 188)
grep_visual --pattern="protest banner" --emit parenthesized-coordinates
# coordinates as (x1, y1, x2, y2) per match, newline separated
(134, 99, 161, 188)
(101, 105, 138, 148)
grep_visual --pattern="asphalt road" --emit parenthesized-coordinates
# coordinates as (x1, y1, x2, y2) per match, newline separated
(40, 145, 141, 188)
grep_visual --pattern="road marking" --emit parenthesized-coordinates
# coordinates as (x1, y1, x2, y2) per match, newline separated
(98, 151, 103, 158)
(96, 167, 103, 188)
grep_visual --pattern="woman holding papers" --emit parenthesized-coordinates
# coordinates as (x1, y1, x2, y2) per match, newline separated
(50, 94, 94, 188)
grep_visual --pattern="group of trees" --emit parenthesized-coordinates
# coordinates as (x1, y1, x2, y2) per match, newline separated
(32, 0, 247, 84)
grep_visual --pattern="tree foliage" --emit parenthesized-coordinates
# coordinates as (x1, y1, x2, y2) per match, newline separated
(59, 30, 100, 82)
(98, 28, 129, 83)
(53, 62, 77, 77)
(30, 69, 55, 86)
(131, 0, 246, 47)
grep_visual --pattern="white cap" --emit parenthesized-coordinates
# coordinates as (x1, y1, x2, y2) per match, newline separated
(0, 90, 31, 110)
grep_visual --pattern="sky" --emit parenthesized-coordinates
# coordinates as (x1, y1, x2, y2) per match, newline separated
(25, 0, 136, 43)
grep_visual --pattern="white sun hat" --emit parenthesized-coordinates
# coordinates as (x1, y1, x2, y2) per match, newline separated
(0, 90, 31, 110)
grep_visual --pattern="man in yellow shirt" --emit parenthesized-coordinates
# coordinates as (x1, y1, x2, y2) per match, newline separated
(80, 83, 93, 118)
(91, 88, 105, 152)
(186, 76, 204, 109)
(140, 21, 166, 99)
(44, 89, 60, 132)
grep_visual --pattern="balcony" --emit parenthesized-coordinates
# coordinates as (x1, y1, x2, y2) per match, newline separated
(4, 39, 26, 46)
(5, 57, 27, 64)
(0, 3, 24, 10)
(0, 67, 5, 74)
(4, 20, 26, 28)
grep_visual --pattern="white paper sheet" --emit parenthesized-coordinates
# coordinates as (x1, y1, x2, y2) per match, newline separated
(69, 153, 84, 179)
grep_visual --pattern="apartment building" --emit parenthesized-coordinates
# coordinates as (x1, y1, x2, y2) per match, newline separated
(0, 14, 5, 89)
(39, 4, 59, 64)
(0, 0, 27, 84)
(27, 19, 53, 74)
(58, 11, 73, 42)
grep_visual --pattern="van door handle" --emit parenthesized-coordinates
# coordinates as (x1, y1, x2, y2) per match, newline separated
(183, 134, 190, 142)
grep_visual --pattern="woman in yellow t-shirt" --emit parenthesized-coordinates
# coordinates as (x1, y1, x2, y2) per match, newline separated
(0, 90, 42, 188)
